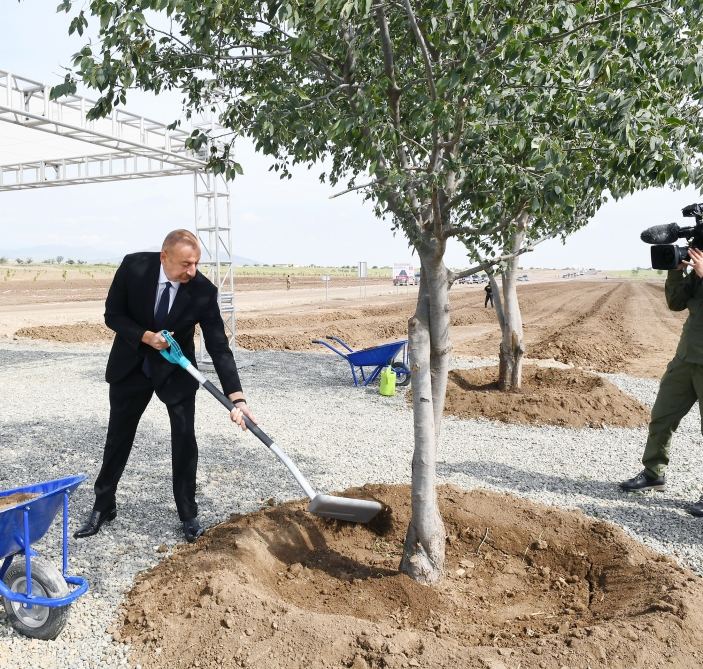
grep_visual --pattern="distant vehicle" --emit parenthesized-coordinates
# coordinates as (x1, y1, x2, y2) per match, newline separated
(517, 274, 529, 282)
(393, 269, 416, 286)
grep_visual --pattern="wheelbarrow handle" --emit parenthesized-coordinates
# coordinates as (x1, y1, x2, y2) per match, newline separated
(311, 338, 346, 357)
(325, 335, 353, 352)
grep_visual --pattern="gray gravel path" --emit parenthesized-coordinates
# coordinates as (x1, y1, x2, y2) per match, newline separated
(1, 340, 702, 667)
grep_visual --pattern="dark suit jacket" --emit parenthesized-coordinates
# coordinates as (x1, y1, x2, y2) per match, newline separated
(104, 252, 242, 404)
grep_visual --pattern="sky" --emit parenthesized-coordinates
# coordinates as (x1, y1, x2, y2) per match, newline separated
(1, 3, 701, 269)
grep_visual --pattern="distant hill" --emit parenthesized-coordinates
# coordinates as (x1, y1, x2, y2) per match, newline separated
(0, 244, 259, 266)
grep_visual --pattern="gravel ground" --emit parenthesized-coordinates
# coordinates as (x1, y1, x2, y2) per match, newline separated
(1, 340, 703, 667)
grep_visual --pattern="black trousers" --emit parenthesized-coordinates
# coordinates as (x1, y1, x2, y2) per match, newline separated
(93, 369, 199, 521)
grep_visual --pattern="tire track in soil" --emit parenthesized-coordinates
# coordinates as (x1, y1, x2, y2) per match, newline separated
(620, 281, 686, 378)
(237, 290, 497, 352)
(530, 282, 650, 373)
(12, 280, 684, 378)
(450, 281, 609, 359)
(54, 281, 666, 378)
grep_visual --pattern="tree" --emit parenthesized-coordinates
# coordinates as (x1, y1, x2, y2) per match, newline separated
(58, 0, 703, 583)
(55, 255, 64, 264)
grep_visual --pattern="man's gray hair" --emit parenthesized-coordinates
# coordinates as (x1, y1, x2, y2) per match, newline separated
(162, 229, 199, 252)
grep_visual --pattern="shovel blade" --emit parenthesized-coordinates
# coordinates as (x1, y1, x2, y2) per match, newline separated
(308, 494, 382, 524)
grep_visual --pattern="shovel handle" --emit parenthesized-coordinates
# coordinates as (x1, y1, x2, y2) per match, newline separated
(201, 380, 273, 447)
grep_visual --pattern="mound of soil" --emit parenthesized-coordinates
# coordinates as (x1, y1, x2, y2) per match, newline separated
(115, 484, 703, 669)
(15, 322, 114, 343)
(443, 365, 650, 428)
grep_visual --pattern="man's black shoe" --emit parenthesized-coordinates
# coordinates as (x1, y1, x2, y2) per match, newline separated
(73, 507, 117, 539)
(688, 496, 703, 517)
(619, 470, 666, 492)
(183, 518, 204, 543)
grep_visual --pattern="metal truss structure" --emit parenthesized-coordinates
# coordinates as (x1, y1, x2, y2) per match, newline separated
(0, 69, 236, 355)
(194, 170, 235, 360)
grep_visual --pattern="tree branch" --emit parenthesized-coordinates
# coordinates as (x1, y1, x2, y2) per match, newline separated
(399, 0, 443, 175)
(295, 83, 355, 110)
(449, 235, 550, 285)
(532, 0, 666, 45)
(399, 0, 436, 101)
(328, 178, 381, 199)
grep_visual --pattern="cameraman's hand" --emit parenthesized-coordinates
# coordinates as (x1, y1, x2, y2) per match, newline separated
(685, 248, 703, 278)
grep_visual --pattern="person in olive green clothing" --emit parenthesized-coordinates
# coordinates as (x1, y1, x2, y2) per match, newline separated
(620, 246, 703, 516)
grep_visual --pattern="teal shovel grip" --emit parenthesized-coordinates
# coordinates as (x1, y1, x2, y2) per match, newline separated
(159, 330, 191, 369)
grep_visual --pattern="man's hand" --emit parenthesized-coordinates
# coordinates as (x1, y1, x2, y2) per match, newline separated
(141, 330, 172, 351)
(228, 394, 256, 431)
(684, 248, 703, 278)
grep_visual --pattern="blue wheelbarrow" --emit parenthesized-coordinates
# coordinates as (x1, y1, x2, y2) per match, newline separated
(312, 336, 411, 387)
(0, 475, 89, 640)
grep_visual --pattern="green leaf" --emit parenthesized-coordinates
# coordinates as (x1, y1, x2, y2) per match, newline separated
(49, 79, 77, 100)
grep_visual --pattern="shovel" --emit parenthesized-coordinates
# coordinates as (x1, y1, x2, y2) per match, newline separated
(159, 331, 382, 524)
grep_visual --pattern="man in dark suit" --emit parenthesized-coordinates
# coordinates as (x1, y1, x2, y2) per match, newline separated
(74, 229, 253, 543)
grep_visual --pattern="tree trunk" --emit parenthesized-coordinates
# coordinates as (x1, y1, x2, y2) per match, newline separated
(488, 271, 509, 382)
(498, 267, 524, 390)
(400, 253, 449, 584)
(497, 213, 528, 391)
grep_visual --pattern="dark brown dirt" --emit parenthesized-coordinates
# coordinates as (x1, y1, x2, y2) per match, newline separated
(0, 492, 38, 512)
(443, 365, 651, 428)
(115, 484, 703, 669)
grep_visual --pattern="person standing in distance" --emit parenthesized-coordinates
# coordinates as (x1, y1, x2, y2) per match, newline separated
(484, 282, 493, 308)
(620, 246, 703, 515)
(74, 229, 255, 543)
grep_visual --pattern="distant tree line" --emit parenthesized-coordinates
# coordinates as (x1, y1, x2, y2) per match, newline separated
(2, 256, 89, 265)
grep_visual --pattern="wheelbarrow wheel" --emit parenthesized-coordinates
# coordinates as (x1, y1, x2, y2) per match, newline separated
(392, 362, 411, 387)
(2, 558, 70, 640)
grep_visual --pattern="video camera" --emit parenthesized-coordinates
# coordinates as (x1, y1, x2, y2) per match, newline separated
(641, 203, 703, 270)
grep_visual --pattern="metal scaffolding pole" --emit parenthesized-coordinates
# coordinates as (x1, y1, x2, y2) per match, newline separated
(194, 170, 235, 361)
